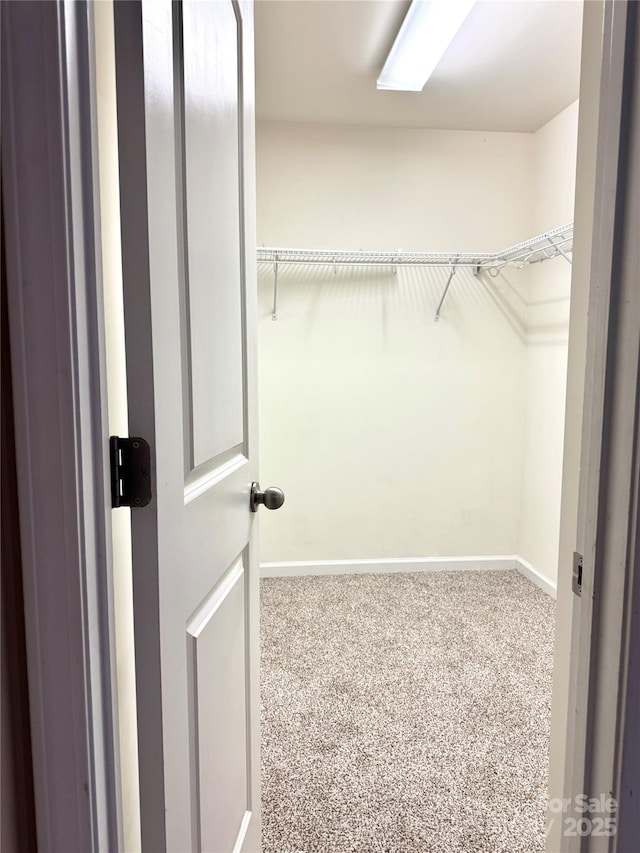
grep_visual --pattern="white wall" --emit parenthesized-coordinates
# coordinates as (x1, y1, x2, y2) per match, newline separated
(257, 122, 534, 563)
(257, 119, 577, 570)
(518, 102, 579, 585)
(257, 122, 533, 251)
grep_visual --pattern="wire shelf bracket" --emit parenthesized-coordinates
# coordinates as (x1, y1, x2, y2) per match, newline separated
(434, 260, 458, 323)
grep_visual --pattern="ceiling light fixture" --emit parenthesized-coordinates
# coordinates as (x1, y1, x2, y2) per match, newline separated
(377, 0, 476, 92)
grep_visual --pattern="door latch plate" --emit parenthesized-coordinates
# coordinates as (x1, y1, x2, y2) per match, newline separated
(572, 551, 583, 596)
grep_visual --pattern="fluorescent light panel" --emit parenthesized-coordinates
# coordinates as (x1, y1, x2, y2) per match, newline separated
(377, 0, 476, 92)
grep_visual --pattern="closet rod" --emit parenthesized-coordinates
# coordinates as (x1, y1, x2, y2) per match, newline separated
(258, 222, 573, 321)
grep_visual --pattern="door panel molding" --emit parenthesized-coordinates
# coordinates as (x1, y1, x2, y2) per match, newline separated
(187, 557, 249, 852)
(184, 446, 247, 504)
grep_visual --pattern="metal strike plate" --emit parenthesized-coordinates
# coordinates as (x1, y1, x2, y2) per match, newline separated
(572, 551, 583, 596)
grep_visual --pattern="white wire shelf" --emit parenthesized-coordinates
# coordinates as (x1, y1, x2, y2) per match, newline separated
(257, 222, 573, 321)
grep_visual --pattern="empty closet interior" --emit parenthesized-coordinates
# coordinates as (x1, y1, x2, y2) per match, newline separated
(256, 1, 583, 850)
(256, 20, 579, 592)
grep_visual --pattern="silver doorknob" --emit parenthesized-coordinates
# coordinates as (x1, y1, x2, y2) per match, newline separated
(250, 482, 285, 512)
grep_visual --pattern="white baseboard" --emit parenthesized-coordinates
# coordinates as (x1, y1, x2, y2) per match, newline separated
(260, 555, 557, 599)
(515, 557, 557, 599)
(260, 555, 518, 578)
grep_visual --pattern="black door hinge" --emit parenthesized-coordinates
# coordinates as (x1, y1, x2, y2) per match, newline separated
(110, 436, 152, 508)
(572, 551, 583, 596)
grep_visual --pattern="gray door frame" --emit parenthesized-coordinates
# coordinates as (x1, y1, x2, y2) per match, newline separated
(1, 2, 121, 849)
(2, 0, 640, 850)
(558, 1, 640, 849)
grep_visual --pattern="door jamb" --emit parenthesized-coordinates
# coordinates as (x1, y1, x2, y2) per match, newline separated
(561, 1, 640, 849)
(1, 1, 121, 849)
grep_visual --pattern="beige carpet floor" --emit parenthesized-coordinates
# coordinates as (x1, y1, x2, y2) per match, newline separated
(260, 570, 556, 853)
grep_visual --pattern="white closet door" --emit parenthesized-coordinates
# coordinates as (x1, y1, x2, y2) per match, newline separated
(114, 2, 261, 849)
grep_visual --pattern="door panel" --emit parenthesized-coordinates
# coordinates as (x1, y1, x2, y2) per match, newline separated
(114, 1, 260, 850)
(187, 557, 249, 853)
(178, 0, 245, 469)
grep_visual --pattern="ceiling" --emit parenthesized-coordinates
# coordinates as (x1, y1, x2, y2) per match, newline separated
(255, 1, 583, 132)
